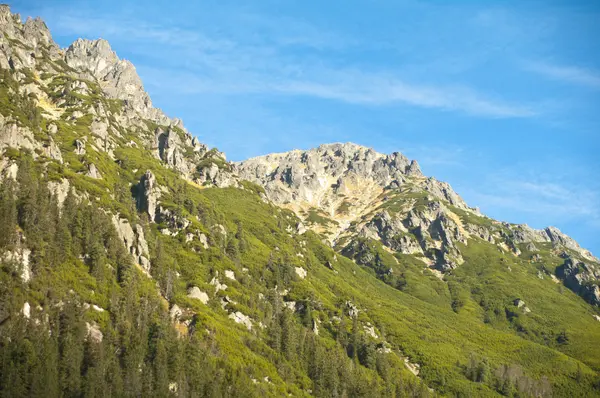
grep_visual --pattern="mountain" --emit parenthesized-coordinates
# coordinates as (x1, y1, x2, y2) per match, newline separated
(237, 143, 599, 298)
(1, 6, 599, 397)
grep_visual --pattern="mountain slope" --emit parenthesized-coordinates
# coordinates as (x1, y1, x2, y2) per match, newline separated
(1, 6, 600, 398)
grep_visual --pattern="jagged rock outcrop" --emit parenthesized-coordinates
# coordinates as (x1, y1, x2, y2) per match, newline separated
(64, 38, 169, 124)
(557, 256, 600, 306)
(137, 170, 161, 222)
(0, 5, 236, 192)
(236, 143, 421, 205)
(111, 215, 150, 272)
(236, 143, 472, 243)
(2, 247, 31, 282)
(502, 224, 597, 262)
(47, 178, 70, 208)
(0, 5, 60, 70)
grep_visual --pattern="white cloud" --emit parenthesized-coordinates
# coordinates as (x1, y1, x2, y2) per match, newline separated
(467, 175, 600, 228)
(525, 62, 600, 89)
(45, 9, 535, 119)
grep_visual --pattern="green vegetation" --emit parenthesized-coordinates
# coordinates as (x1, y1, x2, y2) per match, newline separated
(305, 209, 337, 227)
(1, 36, 599, 398)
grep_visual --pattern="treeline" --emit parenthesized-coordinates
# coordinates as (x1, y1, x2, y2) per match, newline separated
(0, 154, 430, 397)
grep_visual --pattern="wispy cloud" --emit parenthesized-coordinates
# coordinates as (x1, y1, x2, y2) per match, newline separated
(45, 9, 535, 119)
(467, 173, 600, 230)
(525, 62, 600, 89)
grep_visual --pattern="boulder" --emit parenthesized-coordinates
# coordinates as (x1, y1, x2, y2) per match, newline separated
(74, 139, 86, 155)
(86, 322, 103, 343)
(228, 311, 253, 330)
(199, 233, 209, 249)
(169, 304, 182, 321)
(295, 267, 307, 279)
(187, 287, 209, 304)
(22, 302, 30, 319)
(224, 270, 236, 281)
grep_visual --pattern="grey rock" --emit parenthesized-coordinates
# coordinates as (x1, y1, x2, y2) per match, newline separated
(64, 38, 168, 123)
(86, 322, 103, 343)
(74, 139, 86, 155)
(2, 247, 31, 282)
(0, 159, 18, 181)
(90, 118, 108, 139)
(169, 304, 182, 320)
(295, 267, 307, 279)
(421, 178, 468, 209)
(236, 143, 420, 206)
(187, 287, 209, 304)
(0, 115, 39, 153)
(86, 163, 101, 179)
(22, 302, 31, 319)
(525, 242, 538, 252)
(209, 274, 227, 293)
(345, 301, 359, 317)
(199, 233, 209, 249)
(137, 170, 160, 222)
(545, 226, 597, 262)
(224, 270, 236, 281)
(557, 256, 600, 306)
(111, 216, 136, 255)
(47, 178, 70, 208)
(41, 138, 63, 163)
(228, 311, 253, 330)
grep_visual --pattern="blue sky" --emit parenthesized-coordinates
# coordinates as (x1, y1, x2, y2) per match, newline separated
(13, 0, 600, 255)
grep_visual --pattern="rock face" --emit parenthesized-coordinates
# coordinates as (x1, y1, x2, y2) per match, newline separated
(64, 38, 168, 124)
(137, 171, 161, 222)
(557, 256, 600, 306)
(236, 143, 422, 201)
(236, 143, 469, 243)
(111, 216, 150, 272)
(3, 247, 32, 282)
(0, 4, 237, 191)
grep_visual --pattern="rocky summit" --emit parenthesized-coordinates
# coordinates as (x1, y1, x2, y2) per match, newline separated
(1, 5, 600, 398)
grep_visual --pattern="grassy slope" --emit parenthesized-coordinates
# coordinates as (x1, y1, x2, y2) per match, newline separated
(198, 188, 599, 397)
(2, 44, 599, 396)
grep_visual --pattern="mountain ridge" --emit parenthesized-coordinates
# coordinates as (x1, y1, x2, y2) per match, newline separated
(236, 142, 597, 261)
(1, 5, 600, 397)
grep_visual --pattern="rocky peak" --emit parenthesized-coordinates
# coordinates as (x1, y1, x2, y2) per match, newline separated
(0, 6, 53, 48)
(235, 142, 470, 243)
(22, 16, 52, 47)
(236, 142, 423, 198)
(64, 38, 164, 121)
(65, 38, 120, 77)
(0, 4, 20, 35)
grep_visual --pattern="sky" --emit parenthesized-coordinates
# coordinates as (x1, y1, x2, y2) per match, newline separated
(12, 0, 600, 255)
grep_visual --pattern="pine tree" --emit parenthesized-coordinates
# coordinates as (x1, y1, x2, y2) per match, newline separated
(281, 310, 297, 361)
(0, 179, 17, 249)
